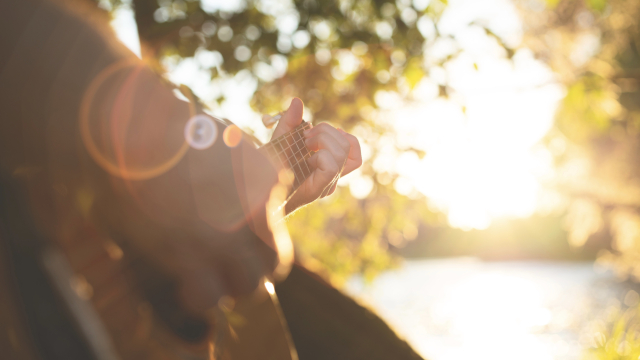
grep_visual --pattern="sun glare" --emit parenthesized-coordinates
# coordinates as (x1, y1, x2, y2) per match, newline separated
(378, 0, 564, 230)
(109, 2, 141, 58)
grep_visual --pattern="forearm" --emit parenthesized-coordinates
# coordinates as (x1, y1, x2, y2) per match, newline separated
(0, 0, 286, 308)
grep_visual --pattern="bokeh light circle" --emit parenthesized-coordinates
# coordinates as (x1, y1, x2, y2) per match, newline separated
(184, 114, 218, 150)
(222, 125, 243, 148)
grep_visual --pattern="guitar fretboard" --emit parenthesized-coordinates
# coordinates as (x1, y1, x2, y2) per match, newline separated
(261, 122, 314, 191)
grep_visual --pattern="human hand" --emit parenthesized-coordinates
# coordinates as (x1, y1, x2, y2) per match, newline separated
(269, 98, 362, 213)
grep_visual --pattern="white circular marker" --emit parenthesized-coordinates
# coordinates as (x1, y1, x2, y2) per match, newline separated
(184, 114, 217, 150)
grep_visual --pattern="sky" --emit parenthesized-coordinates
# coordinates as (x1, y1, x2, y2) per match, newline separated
(109, 0, 565, 231)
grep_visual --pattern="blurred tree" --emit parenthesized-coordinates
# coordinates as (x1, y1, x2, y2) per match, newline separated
(519, 0, 640, 280)
(94, 0, 457, 283)
(109, 0, 448, 124)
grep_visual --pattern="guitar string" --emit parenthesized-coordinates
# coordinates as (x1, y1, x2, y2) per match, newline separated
(263, 122, 313, 189)
(293, 125, 313, 180)
(288, 124, 312, 180)
(270, 137, 297, 187)
(318, 151, 347, 198)
(282, 127, 312, 188)
(288, 122, 339, 196)
(287, 132, 312, 188)
(321, 153, 347, 197)
(283, 135, 312, 188)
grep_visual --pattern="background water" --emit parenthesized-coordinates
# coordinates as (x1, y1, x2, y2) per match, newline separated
(345, 258, 635, 360)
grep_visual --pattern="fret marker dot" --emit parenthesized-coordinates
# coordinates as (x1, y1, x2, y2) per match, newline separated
(223, 125, 243, 148)
(184, 115, 217, 150)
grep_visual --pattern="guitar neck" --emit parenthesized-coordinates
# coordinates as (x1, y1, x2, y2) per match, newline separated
(261, 122, 314, 191)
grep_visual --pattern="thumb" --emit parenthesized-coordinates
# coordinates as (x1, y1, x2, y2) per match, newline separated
(271, 97, 303, 139)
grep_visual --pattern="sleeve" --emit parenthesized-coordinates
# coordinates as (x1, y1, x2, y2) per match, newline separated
(0, 0, 285, 334)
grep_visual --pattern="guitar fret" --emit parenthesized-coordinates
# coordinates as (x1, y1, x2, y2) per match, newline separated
(269, 140, 290, 171)
(292, 163, 303, 187)
(260, 121, 314, 193)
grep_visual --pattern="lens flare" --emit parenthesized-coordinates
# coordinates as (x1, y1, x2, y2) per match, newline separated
(79, 60, 193, 180)
(223, 125, 243, 148)
(184, 114, 218, 150)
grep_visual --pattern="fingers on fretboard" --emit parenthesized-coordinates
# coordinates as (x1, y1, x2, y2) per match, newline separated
(262, 122, 313, 190)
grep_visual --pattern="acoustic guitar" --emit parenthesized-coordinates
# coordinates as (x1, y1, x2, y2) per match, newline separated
(0, 119, 316, 360)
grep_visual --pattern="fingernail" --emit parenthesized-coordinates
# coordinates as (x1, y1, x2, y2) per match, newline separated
(288, 97, 299, 111)
(304, 129, 311, 136)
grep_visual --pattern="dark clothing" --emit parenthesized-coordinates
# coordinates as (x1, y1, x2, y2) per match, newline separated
(0, 0, 280, 357)
(0, 2, 424, 360)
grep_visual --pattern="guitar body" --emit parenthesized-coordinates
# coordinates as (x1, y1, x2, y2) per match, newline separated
(0, 170, 297, 360)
